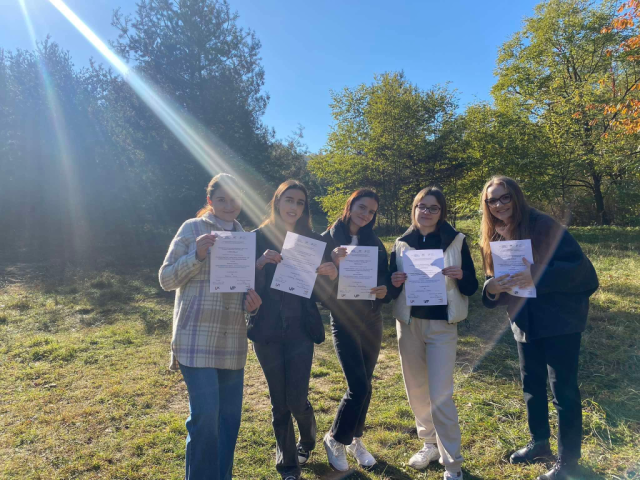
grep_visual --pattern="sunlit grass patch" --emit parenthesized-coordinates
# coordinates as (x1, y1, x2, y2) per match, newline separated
(0, 227, 638, 479)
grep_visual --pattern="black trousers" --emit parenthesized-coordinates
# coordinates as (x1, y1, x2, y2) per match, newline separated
(330, 309, 383, 445)
(517, 332, 582, 462)
(254, 338, 316, 478)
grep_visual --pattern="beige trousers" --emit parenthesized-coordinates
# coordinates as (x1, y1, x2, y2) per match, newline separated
(396, 318, 463, 472)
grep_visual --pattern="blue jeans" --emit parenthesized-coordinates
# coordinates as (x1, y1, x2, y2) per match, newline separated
(179, 364, 244, 480)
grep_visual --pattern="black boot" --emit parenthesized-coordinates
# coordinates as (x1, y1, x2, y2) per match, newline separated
(536, 457, 579, 479)
(509, 439, 553, 465)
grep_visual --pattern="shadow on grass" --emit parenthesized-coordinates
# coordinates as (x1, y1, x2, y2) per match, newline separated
(304, 462, 415, 480)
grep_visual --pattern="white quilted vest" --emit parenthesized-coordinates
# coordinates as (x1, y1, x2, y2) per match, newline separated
(392, 232, 469, 325)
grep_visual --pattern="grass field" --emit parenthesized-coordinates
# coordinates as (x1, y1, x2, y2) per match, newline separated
(1, 225, 638, 479)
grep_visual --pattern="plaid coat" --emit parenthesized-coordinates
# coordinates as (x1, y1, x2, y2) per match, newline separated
(159, 212, 250, 371)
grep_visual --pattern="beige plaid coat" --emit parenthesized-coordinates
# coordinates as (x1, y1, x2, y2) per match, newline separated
(159, 212, 249, 371)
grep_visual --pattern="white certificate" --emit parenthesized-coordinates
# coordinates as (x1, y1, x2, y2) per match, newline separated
(270, 232, 326, 299)
(209, 231, 256, 293)
(337, 246, 378, 300)
(403, 249, 447, 306)
(490, 240, 537, 298)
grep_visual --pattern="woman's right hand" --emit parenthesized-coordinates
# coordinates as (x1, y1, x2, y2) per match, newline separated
(331, 247, 347, 266)
(486, 274, 514, 295)
(195, 234, 217, 261)
(256, 249, 282, 270)
(391, 272, 408, 288)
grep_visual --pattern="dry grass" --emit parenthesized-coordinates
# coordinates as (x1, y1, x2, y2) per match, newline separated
(0, 226, 638, 479)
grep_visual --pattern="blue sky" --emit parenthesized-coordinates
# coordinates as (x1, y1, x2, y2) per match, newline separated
(1, 0, 540, 152)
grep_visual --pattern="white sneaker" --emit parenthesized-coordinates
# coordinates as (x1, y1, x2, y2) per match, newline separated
(346, 437, 376, 467)
(444, 470, 463, 480)
(408, 443, 440, 470)
(323, 432, 349, 471)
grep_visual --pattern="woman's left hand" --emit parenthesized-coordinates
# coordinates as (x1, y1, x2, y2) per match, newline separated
(441, 266, 463, 280)
(370, 285, 387, 299)
(317, 262, 338, 281)
(510, 258, 534, 288)
(244, 289, 262, 313)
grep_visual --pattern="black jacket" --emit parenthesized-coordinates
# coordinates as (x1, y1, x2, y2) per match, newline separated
(482, 209, 599, 342)
(320, 220, 391, 322)
(247, 225, 332, 344)
(388, 221, 478, 320)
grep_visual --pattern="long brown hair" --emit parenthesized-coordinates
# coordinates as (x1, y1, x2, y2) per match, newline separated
(260, 179, 312, 235)
(196, 173, 241, 218)
(480, 176, 531, 275)
(411, 186, 447, 229)
(334, 189, 380, 235)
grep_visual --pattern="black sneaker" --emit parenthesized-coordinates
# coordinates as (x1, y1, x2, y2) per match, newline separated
(537, 458, 578, 479)
(297, 442, 311, 465)
(509, 439, 554, 465)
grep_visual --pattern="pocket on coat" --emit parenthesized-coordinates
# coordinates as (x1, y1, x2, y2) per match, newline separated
(177, 295, 198, 330)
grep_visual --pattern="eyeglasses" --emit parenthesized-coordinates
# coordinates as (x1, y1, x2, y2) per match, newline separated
(485, 194, 512, 208)
(415, 205, 441, 214)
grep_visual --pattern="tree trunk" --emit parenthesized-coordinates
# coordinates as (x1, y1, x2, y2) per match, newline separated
(592, 173, 610, 225)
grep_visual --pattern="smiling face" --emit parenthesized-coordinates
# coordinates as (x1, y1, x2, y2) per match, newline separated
(413, 195, 441, 230)
(276, 187, 307, 228)
(349, 197, 378, 232)
(486, 183, 513, 224)
(208, 186, 242, 222)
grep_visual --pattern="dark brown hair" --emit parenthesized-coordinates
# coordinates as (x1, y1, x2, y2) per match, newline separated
(334, 189, 380, 234)
(196, 173, 241, 218)
(260, 179, 312, 235)
(411, 186, 447, 229)
(480, 176, 531, 275)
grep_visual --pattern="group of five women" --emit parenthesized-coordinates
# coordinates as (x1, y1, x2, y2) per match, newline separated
(159, 174, 598, 480)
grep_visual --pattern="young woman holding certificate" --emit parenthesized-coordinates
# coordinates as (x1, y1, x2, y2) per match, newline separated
(159, 173, 262, 480)
(480, 176, 598, 480)
(248, 180, 337, 480)
(388, 187, 478, 480)
(320, 189, 390, 471)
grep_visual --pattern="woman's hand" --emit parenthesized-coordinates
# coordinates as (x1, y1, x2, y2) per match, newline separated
(331, 247, 347, 266)
(510, 258, 534, 289)
(256, 249, 282, 270)
(317, 262, 338, 281)
(442, 266, 463, 280)
(486, 273, 514, 295)
(391, 272, 407, 288)
(370, 285, 387, 299)
(195, 233, 217, 261)
(244, 289, 262, 313)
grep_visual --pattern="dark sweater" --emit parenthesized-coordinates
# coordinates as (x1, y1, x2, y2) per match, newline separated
(389, 222, 478, 320)
(482, 209, 599, 342)
(247, 225, 332, 344)
(320, 220, 391, 322)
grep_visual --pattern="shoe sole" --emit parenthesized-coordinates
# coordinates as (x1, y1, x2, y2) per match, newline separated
(509, 454, 555, 465)
(408, 457, 439, 470)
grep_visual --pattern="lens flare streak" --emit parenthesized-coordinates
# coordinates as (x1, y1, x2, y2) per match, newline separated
(46, 0, 266, 225)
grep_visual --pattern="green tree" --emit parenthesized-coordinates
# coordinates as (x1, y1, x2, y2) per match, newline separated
(493, 0, 640, 224)
(110, 0, 275, 222)
(309, 72, 459, 232)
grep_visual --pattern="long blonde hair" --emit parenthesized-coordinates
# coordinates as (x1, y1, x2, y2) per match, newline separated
(479, 176, 531, 275)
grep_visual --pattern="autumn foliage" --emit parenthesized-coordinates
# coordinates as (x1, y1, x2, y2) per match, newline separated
(601, 1, 640, 135)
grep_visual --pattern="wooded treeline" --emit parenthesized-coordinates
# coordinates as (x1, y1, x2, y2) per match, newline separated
(1, 0, 639, 262)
